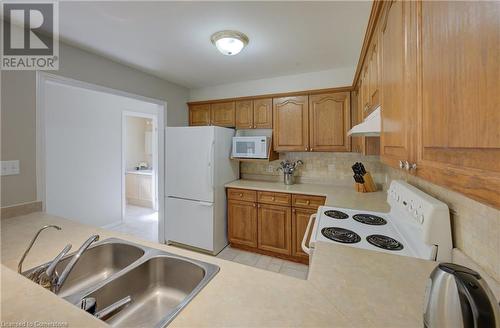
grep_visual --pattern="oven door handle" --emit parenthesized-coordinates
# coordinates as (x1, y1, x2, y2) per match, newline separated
(301, 214, 316, 255)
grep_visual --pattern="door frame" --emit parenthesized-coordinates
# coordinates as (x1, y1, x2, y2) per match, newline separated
(36, 72, 166, 243)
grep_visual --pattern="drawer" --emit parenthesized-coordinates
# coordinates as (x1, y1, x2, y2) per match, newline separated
(257, 191, 291, 206)
(227, 188, 257, 202)
(292, 194, 326, 209)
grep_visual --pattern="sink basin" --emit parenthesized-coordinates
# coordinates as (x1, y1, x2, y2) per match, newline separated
(23, 238, 219, 327)
(24, 241, 144, 297)
(83, 255, 215, 327)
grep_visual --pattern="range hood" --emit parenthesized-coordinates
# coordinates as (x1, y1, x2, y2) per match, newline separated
(348, 106, 381, 137)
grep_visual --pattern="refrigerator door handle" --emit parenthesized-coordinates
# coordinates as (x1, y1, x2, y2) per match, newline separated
(198, 201, 213, 207)
(208, 141, 215, 189)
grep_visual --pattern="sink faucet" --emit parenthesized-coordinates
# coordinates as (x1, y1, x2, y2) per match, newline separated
(51, 234, 100, 293)
(18, 225, 62, 274)
(21, 231, 99, 293)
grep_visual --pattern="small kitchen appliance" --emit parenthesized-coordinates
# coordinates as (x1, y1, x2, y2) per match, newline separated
(303, 180, 453, 262)
(231, 136, 269, 159)
(423, 263, 500, 328)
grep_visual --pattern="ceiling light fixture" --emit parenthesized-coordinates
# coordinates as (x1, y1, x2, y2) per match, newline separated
(211, 30, 249, 56)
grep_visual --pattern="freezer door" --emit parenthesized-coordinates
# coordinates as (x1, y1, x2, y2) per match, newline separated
(166, 197, 214, 251)
(166, 127, 214, 202)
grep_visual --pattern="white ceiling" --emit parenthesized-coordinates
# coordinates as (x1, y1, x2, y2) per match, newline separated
(59, 1, 371, 88)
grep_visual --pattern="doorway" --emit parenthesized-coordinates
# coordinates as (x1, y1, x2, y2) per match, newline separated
(111, 113, 159, 242)
(37, 72, 165, 243)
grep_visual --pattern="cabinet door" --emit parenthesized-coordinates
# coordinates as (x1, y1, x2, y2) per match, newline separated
(418, 1, 500, 207)
(189, 104, 211, 126)
(258, 204, 291, 255)
(292, 208, 315, 259)
(380, 0, 414, 169)
(235, 100, 253, 129)
(210, 102, 235, 127)
(253, 98, 273, 129)
(138, 175, 152, 201)
(368, 39, 380, 111)
(125, 174, 138, 199)
(309, 92, 351, 152)
(273, 96, 309, 152)
(228, 200, 258, 247)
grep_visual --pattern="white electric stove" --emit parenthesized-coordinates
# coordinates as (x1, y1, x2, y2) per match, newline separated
(303, 180, 452, 262)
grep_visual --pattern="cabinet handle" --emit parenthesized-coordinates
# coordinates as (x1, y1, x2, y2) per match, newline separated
(310, 147, 313, 151)
(258, 204, 261, 208)
(271, 196, 275, 201)
(306, 200, 310, 205)
(305, 147, 308, 151)
(253, 203, 256, 207)
(292, 209, 296, 213)
(253, 125, 256, 128)
(239, 193, 243, 197)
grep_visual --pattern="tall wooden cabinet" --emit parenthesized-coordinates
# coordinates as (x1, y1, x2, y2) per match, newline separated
(416, 1, 500, 207)
(380, 0, 415, 169)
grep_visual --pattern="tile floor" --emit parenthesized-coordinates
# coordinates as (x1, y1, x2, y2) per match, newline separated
(216, 246, 309, 279)
(107, 205, 158, 242)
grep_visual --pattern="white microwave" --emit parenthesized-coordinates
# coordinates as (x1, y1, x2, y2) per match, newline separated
(232, 136, 269, 159)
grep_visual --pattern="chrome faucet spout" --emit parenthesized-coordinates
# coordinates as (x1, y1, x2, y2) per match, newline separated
(18, 225, 62, 274)
(53, 234, 99, 293)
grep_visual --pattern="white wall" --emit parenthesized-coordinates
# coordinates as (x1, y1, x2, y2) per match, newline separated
(44, 81, 159, 227)
(126, 117, 151, 170)
(1, 42, 189, 207)
(189, 66, 354, 101)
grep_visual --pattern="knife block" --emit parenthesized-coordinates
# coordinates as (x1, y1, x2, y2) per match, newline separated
(354, 172, 377, 193)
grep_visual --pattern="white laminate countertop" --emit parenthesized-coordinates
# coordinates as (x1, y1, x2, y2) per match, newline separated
(1, 208, 438, 327)
(225, 179, 391, 212)
(126, 170, 152, 176)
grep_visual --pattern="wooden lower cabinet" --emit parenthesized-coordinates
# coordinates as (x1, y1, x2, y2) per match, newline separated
(227, 188, 325, 263)
(228, 200, 258, 247)
(257, 204, 291, 255)
(292, 208, 316, 259)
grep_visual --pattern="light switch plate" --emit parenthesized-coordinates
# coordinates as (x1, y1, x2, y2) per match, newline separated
(1, 160, 20, 176)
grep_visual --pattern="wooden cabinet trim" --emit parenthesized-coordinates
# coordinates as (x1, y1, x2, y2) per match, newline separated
(292, 207, 316, 259)
(228, 199, 258, 248)
(257, 203, 292, 255)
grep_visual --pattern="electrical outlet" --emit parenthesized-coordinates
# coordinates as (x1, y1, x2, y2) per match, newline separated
(1, 160, 20, 176)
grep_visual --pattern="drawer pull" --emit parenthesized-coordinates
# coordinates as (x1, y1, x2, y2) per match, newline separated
(239, 193, 243, 197)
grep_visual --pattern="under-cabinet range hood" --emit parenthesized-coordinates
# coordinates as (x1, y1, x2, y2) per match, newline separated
(348, 106, 381, 137)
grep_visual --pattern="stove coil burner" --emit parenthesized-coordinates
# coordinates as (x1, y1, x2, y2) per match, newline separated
(321, 227, 361, 244)
(353, 214, 387, 225)
(324, 210, 349, 220)
(366, 234, 404, 251)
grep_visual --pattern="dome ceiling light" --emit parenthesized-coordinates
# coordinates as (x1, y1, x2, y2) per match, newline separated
(210, 30, 249, 56)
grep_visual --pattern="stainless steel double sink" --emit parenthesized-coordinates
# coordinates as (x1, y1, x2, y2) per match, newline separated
(22, 238, 219, 327)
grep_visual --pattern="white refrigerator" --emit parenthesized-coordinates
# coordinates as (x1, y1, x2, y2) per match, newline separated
(165, 126, 239, 254)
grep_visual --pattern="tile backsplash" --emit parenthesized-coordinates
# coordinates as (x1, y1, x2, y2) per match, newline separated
(241, 152, 500, 283)
(241, 152, 386, 187)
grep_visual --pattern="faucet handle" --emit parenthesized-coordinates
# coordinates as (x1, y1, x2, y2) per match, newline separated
(18, 225, 62, 274)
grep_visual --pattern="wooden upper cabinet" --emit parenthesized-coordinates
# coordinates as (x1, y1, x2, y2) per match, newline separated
(235, 100, 253, 129)
(253, 98, 273, 129)
(417, 1, 500, 207)
(189, 104, 210, 126)
(309, 92, 351, 152)
(228, 200, 258, 247)
(210, 101, 235, 127)
(258, 204, 291, 255)
(380, 0, 414, 169)
(273, 96, 309, 152)
(368, 39, 380, 111)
